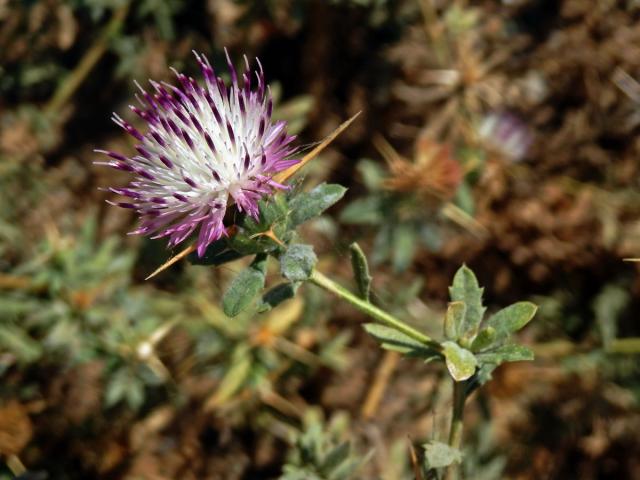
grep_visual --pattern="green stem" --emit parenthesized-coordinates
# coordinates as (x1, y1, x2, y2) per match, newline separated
(309, 269, 438, 349)
(607, 337, 640, 354)
(445, 381, 466, 480)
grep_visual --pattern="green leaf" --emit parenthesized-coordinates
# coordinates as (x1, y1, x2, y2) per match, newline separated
(289, 183, 347, 227)
(449, 265, 486, 338)
(280, 244, 317, 282)
(476, 344, 534, 364)
(105, 368, 145, 410)
(211, 343, 253, 405)
(454, 178, 475, 215)
(474, 363, 498, 389)
(319, 441, 350, 475)
(470, 326, 497, 352)
(444, 301, 466, 341)
(0, 324, 42, 363)
(349, 242, 371, 301)
(391, 223, 417, 272)
(226, 232, 268, 255)
(222, 254, 268, 317)
(261, 194, 291, 226)
(486, 301, 537, 341)
(339, 196, 384, 225)
(363, 323, 440, 360)
(258, 282, 300, 312)
(594, 285, 629, 346)
(357, 159, 386, 191)
(423, 441, 462, 469)
(442, 341, 477, 381)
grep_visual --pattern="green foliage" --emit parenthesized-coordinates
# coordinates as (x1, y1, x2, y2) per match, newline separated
(593, 284, 630, 347)
(444, 266, 536, 385)
(445, 301, 466, 341)
(222, 254, 268, 317)
(280, 244, 317, 282)
(363, 323, 439, 360)
(280, 409, 370, 480)
(258, 282, 301, 313)
(448, 265, 486, 342)
(288, 183, 347, 228)
(423, 440, 462, 469)
(349, 242, 372, 301)
(442, 341, 478, 381)
(0, 218, 183, 410)
(190, 184, 345, 317)
(485, 302, 537, 344)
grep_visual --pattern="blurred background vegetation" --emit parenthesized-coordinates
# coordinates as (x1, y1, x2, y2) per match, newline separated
(2, 0, 640, 478)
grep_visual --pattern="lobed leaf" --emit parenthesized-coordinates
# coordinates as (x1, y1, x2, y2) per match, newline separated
(449, 265, 486, 338)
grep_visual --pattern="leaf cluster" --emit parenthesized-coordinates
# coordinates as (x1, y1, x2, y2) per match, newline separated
(363, 265, 537, 386)
(443, 265, 537, 385)
(280, 409, 370, 480)
(190, 183, 346, 319)
(0, 218, 183, 410)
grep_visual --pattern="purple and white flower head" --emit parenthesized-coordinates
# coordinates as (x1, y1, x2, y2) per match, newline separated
(477, 111, 533, 162)
(96, 50, 299, 256)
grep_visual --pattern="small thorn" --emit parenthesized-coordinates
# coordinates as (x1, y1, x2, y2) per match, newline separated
(249, 227, 285, 247)
(145, 244, 197, 280)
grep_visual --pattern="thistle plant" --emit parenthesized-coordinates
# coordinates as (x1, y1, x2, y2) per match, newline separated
(96, 50, 298, 257)
(100, 51, 538, 478)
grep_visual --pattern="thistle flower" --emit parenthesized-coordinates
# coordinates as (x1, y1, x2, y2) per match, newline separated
(96, 51, 299, 256)
(477, 111, 532, 162)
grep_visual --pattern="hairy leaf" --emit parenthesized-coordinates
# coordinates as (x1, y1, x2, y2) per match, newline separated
(486, 301, 537, 341)
(339, 196, 383, 225)
(349, 242, 371, 301)
(476, 344, 534, 364)
(444, 301, 466, 341)
(449, 265, 486, 338)
(442, 341, 477, 381)
(363, 323, 440, 360)
(470, 326, 497, 352)
(222, 254, 268, 317)
(423, 441, 462, 469)
(258, 282, 300, 312)
(289, 183, 347, 227)
(280, 244, 317, 282)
